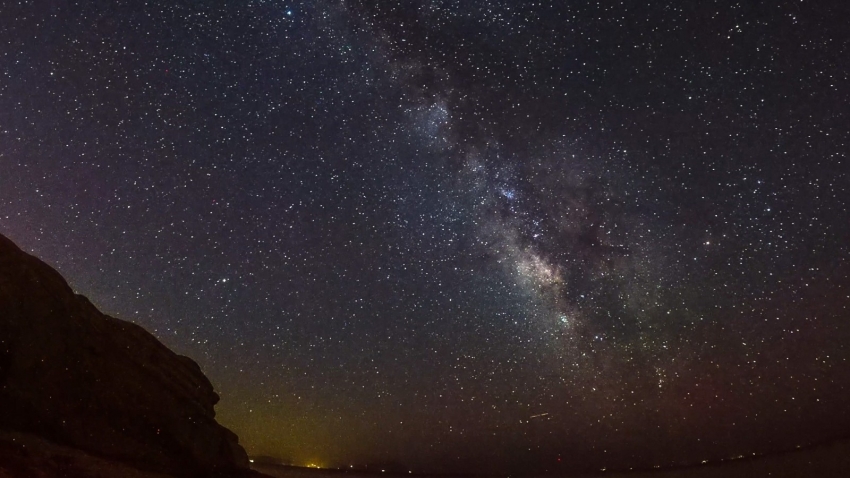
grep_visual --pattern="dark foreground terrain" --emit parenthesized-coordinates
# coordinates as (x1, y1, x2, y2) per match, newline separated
(251, 437, 850, 478)
(0, 233, 255, 477)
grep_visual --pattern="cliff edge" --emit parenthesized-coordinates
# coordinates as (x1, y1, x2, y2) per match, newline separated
(0, 233, 250, 477)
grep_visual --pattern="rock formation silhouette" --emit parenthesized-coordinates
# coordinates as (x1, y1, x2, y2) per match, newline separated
(0, 233, 250, 477)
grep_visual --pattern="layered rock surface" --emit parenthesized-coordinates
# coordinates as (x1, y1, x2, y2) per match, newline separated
(0, 233, 249, 477)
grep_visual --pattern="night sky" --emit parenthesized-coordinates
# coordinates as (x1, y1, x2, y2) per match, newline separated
(1, 0, 849, 473)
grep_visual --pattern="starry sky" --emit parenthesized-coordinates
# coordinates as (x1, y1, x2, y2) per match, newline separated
(1, 0, 849, 473)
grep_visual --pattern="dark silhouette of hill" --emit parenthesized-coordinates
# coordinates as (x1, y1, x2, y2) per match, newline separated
(587, 435, 850, 478)
(0, 233, 259, 477)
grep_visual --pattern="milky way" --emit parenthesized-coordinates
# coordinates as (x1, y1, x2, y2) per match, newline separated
(1, 0, 849, 473)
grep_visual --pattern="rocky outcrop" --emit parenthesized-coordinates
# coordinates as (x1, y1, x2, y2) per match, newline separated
(0, 234, 249, 477)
